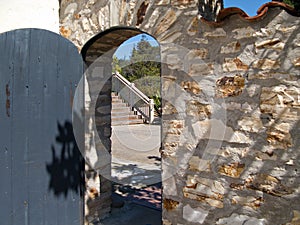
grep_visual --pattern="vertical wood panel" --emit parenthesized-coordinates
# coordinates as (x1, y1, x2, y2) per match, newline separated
(0, 31, 14, 225)
(0, 29, 84, 225)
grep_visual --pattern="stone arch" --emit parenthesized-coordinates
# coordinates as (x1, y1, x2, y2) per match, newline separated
(81, 26, 162, 222)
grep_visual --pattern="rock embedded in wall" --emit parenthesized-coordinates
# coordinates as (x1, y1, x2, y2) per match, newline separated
(189, 63, 214, 76)
(186, 100, 211, 120)
(231, 195, 264, 209)
(183, 176, 225, 208)
(255, 38, 285, 50)
(172, 0, 197, 8)
(204, 28, 226, 38)
(220, 41, 241, 54)
(181, 80, 201, 95)
(267, 122, 292, 149)
(188, 156, 211, 172)
(222, 58, 249, 72)
(155, 0, 170, 5)
(186, 48, 208, 60)
(154, 9, 180, 36)
(163, 198, 180, 211)
(218, 162, 245, 178)
(253, 59, 281, 70)
(216, 213, 266, 225)
(215, 75, 245, 97)
(183, 204, 209, 224)
(187, 17, 199, 36)
(233, 26, 255, 39)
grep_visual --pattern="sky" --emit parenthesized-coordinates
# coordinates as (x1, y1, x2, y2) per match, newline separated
(114, 34, 158, 60)
(224, 0, 271, 16)
(115, 0, 271, 59)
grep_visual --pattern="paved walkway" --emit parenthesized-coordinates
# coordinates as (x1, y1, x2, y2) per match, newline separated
(111, 124, 161, 186)
(99, 124, 162, 225)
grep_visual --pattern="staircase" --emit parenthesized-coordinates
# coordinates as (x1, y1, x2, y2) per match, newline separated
(111, 92, 144, 126)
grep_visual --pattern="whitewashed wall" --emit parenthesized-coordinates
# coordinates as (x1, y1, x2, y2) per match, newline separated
(0, 0, 59, 34)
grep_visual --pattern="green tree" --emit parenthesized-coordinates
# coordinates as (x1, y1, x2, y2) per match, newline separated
(121, 35, 161, 82)
(112, 55, 122, 73)
(277, 0, 300, 11)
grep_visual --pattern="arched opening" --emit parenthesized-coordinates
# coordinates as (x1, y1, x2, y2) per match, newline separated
(81, 27, 162, 224)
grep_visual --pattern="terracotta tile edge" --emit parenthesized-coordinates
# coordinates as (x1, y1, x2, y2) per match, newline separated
(201, 1, 300, 26)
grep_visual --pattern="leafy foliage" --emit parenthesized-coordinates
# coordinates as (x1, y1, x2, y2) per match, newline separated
(112, 34, 161, 113)
(281, 0, 300, 11)
(120, 35, 161, 82)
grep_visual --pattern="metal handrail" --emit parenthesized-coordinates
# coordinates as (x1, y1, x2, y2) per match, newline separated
(112, 72, 154, 123)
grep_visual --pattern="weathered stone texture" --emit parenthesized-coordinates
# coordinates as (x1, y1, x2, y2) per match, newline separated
(215, 75, 245, 97)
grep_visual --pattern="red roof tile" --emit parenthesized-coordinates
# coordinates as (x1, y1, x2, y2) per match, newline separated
(202, 1, 299, 25)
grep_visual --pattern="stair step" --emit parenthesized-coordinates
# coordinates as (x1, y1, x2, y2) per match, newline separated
(112, 99, 123, 103)
(112, 119, 144, 126)
(111, 115, 142, 121)
(111, 111, 135, 116)
(112, 103, 128, 108)
(111, 92, 145, 126)
(111, 108, 131, 113)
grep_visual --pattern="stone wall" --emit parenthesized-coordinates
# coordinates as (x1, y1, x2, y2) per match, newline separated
(160, 7, 300, 225)
(59, 1, 300, 224)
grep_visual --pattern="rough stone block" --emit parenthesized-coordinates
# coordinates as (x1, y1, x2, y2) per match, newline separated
(232, 196, 264, 209)
(232, 27, 255, 39)
(276, 25, 297, 33)
(267, 123, 292, 149)
(238, 116, 264, 133)
(181, 81, 201, 94)
(154, 9, 179, 36)
(254, 28, 274, 37)
(253, 59, 281, 70)
(221, 41, 241, 54)
(246, 173, 293, 196)
(155, 0, 170, 5)
(163, 198, 179, 211)
(144, 8, 160, 30)
(204, 28, 226, 38)
(188, 156, 211, 172)
(215, 75, 245, 97)
(223, 58, 249, 72)
(189, 63, 214, 76)
(186, 100, 211, 120)
(193, 38, 209, 44)
(184, 176, 225, 206)
(187, 17, 199, 36)
(162, 103, 178, 115)
(255, 38, 284, 50)
(166, 54, 183, 70)
(216, 213, 266, 225)
(172, 0, 197, 8)
(186, 48, 208, 60)
(183, 204, 208, 223)
(219, 162, 245, 178)
(260, 86, 300, 120)
(60, 26, 72, 38)
(293, 57, 300, 67)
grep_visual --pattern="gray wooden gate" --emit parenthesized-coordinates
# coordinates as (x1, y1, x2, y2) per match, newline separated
(0, 29, 84, 225)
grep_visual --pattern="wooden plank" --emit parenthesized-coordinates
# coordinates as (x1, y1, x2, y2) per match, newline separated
(10, 29, 31, 225)
(0, 30, 15, 225)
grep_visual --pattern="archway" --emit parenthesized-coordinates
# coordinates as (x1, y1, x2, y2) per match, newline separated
(81, 27, 162, 224)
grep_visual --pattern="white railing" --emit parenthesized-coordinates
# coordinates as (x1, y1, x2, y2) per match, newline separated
(112, 72, 155, 123)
